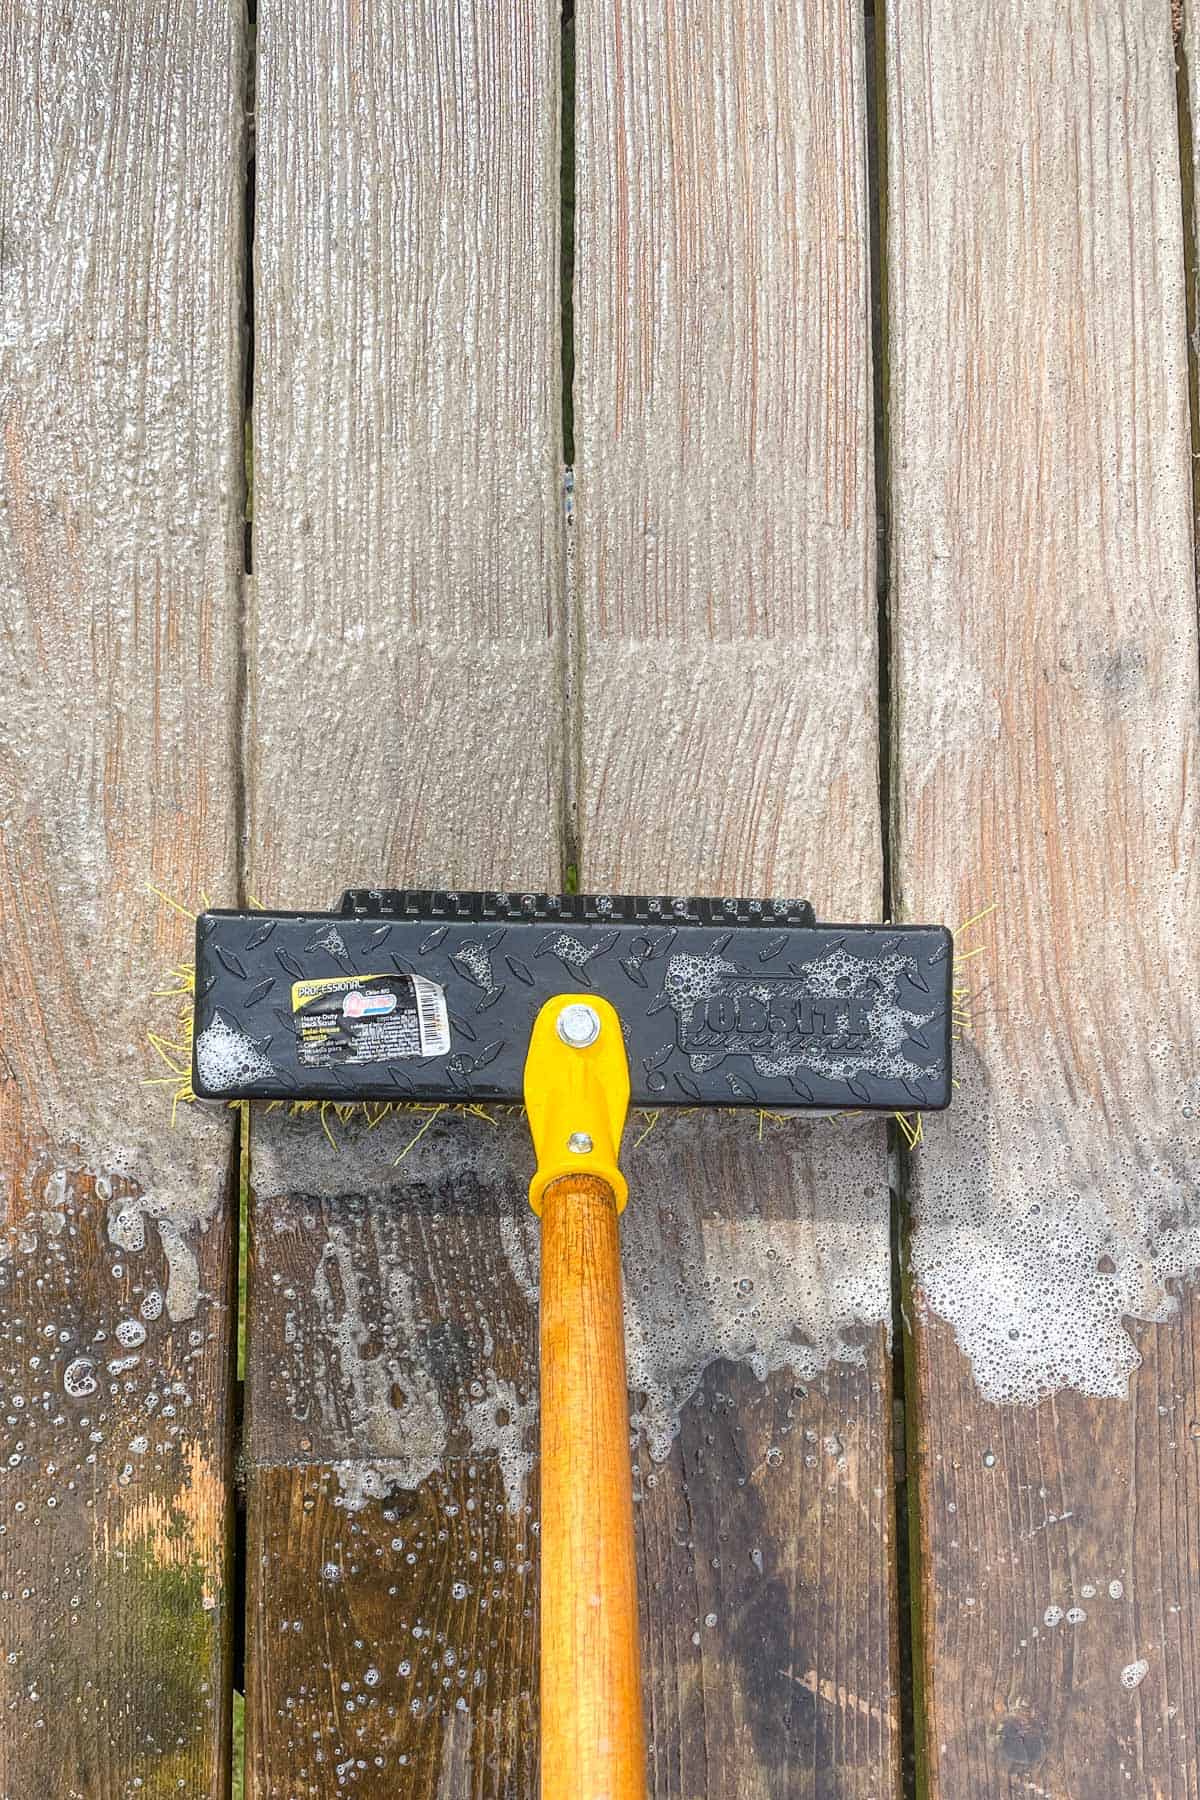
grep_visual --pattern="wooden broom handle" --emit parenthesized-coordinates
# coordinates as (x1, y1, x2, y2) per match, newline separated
(539, 1172, 646, 1800)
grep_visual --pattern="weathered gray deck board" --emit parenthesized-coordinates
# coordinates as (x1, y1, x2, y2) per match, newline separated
(885, 3, 1200, 1792)
(0, 2, 246, 1795)
(244, 2, 563, 1792)
(572, 3, 896, 1793)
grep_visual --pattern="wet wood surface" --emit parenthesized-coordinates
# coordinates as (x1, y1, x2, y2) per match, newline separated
(0, 2, 246, 1795)
(884, 2, 1200, 1793)
(4, 2, 1200, 1796)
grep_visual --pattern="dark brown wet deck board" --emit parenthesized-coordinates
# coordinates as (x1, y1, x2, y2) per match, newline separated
(884, 2, 1200, 1791)
(245, 1125, 544, 1797)
(0, 3, 246, 1795)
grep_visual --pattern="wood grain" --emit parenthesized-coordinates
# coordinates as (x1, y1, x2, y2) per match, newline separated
(573, 4, 896, 1794)
(0, 3, 245, 1795)
(244, 2, 563, 1792)
(539, 1174, 645, 1800)
(884, 2, 1200, 1792)
(1186, 0, 1200, 562)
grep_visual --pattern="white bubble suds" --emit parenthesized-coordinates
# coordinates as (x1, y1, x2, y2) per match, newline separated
(619, 1108, 891, 1460)
(661, 946, 944, 1098)
(464, 1373, 536, 1514)
(194, 1013, 277, 1092)
(910, 1052, 1200, 1405)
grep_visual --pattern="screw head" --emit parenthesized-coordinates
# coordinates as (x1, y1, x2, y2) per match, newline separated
(556, 1002, 601, 1048)
(567, 1132, 594, 1154)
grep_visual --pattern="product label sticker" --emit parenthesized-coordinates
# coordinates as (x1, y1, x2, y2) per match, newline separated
(291, 974, 451, 1067)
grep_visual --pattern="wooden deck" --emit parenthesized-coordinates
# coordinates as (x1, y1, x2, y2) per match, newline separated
(2, 2, 1199, 1795)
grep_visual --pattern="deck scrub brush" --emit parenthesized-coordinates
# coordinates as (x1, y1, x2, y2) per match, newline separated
(144, 880, 982, 1795)
(145, 884, 989, 1156)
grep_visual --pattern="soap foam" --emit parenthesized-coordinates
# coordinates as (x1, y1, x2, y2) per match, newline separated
(620, 1109, 891, 1457)
(252, 1104, 891, 1499)
(910, 1051, 1200, 1403)
(194, 1013, 277, 1091)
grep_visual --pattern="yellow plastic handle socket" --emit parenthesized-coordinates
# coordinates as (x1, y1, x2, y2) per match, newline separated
(523, 993, 631, 1215)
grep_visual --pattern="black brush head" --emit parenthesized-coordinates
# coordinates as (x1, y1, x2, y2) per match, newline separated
(192, 889, 953, 1113)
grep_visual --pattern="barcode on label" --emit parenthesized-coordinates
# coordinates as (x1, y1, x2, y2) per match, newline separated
(411, 975, 451, 1056)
